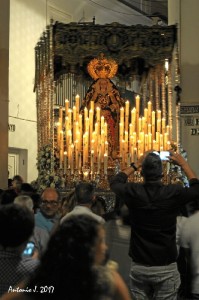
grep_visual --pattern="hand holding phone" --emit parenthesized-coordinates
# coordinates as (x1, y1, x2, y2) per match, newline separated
(159, 151, 170, 161)
(153, 151, 170, 161)
(22, 242, 35, 257)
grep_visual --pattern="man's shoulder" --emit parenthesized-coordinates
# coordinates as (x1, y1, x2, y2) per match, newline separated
(35, 211, 43, 220)
(60, 206, 105, 224)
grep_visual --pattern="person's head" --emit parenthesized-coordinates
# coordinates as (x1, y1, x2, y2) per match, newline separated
(40, 187, 60, 218)
(8, 178, 13, 189)
(59, 215, 107, 266)
(20, 183, 35, 196)
(27, 215, 107, 299)
(61, 189, 76, 217)
(0, 189, 18, 205)
(141, 152, 163, 181)
(91, 196, 106, 217)
(14, 195, 34, 212)
(12, 175, 23, 193)
(75, 182, 95, 205)
(0, 204, 34, 248)
(31, 193, 41, 214)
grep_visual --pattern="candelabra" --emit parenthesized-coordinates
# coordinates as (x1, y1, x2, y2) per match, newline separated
(56, 94, 172, 182)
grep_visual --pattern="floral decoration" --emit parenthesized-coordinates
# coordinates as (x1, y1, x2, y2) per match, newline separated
(32, 144, 65, 192)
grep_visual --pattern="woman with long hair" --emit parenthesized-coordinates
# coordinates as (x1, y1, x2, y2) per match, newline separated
(2, 215, 131, 300)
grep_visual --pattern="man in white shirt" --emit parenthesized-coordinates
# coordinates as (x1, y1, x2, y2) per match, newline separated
(179, 203, 199, 299)
(60, 182, 105, 225)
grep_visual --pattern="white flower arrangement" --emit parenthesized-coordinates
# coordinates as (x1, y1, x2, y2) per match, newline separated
(32, 144, 63, 192)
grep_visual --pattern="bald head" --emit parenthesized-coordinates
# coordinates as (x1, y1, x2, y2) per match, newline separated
(40, 188, 60, 218)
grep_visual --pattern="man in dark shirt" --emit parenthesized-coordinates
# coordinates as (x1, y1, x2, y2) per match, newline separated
(110, 151, 199, 300)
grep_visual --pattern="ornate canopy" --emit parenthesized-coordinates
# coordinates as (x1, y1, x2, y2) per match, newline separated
(52, 21, 176, 81)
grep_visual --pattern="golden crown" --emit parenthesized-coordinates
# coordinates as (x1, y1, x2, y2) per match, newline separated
(87, 53, 118, 80)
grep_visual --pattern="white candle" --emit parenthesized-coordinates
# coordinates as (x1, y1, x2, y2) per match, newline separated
(104, 153, 108, 175)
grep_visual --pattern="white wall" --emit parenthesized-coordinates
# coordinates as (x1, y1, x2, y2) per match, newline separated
(9, 0, 47, 182)
(169, 0, 199, 176)
(9, 0, 152, 183)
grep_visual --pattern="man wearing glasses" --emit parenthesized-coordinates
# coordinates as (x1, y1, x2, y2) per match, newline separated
(35, 188, 61, 233)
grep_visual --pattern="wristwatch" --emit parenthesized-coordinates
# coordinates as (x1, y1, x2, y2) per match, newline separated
(130, 162, 138, 171)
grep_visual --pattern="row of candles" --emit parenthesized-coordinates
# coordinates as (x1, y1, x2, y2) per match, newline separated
(56, 95, 172, 175)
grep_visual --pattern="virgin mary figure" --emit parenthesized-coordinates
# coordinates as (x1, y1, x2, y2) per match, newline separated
(80, 54, 125, 158)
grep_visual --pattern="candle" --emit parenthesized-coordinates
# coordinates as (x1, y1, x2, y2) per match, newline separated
(73, 106, 77, 122)
(148, 124, 152, 134)
(137, 140, 141, 158)
(59, 107, 63, 121)
(71, 144, 74, 174)
(157, 119, 161, 133)
(142, 117, 146, 134)
(156, 132, 160, 151)
(101, 116, 104, 132)
(130, 136, 134, 161)
(144, 108, 148, 121)
(120, 107, 124, 125)
(68, 109, 72, 130)
(101, 130, 105, 160)
(84, 107, 88, 132)
(105, 141, 108, 155)
(160, 134, 163, 150)
(164, 133, 168, 149)
(78, 152, 82, 173)
(104, 153, 108, 175)
(78, 114, 82, 151)
(90, 150, 94, 175)
(96, 106, 100, 123)
(148, 133, 152, 150)
(125, 100, 129, 132)
(75, 94, 80, 113)
(145, 134, 148, 151)
(157, 110, 161, 120)
(75, 140, 78, 169)
(90, 100, 94, 111)
(97, 150, 101, 173)
(104, 122, 107, 140)
(65, 99, 69, 116)
(152, 111, 155, 140)
(129, 123, 133, 136)
(162, 118, 166, 135)
(64, 151, 67, 173)
(147, 101, 152, 124)
(135, 95, 140, 131)
(60, 130, 64, 168)
(85, 117, 89, 134)
(125, 131, 128, 158)
(131, 108, 136, 132)
(89, 109, 93, 145)
(138, 118, 142, 134)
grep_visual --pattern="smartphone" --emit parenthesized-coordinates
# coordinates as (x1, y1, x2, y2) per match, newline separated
(159, 151, 170, 161)
(153, 151, 170, 161)
(22, 242, 35, 257)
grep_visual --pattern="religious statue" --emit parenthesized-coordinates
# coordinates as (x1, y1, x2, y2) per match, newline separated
(80, 54, 125, 158)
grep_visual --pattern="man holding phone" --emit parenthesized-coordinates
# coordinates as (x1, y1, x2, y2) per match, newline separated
(0, 204, 39, 297)
(110, 151, 199, 300)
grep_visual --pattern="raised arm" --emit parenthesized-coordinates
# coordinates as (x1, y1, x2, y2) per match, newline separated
(169, 151, 198, 180)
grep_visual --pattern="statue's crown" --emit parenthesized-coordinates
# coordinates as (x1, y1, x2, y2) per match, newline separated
(87, 53, 118, 80)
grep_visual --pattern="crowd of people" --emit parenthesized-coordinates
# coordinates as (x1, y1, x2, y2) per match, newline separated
(0, 150, 199, 299)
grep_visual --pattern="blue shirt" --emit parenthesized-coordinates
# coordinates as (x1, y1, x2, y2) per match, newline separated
(35, 211, 58, 233)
